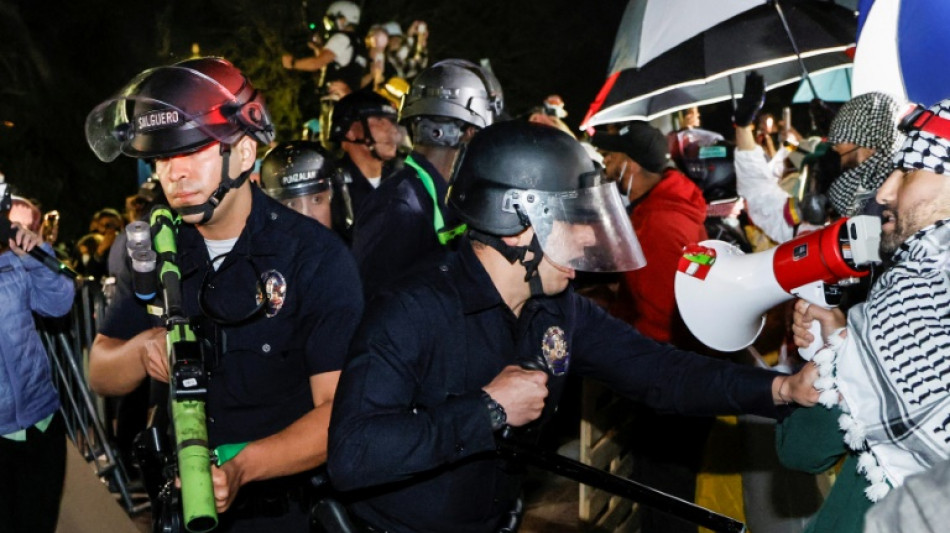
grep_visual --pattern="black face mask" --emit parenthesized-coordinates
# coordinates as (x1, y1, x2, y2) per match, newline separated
(796, 148, 841, 225)
(814, 148, 843, 185)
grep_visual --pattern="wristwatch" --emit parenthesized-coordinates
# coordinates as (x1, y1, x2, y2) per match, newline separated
(480, 391, 507, 431)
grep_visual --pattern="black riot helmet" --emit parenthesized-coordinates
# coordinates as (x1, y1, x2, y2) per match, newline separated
(85, 57, 276, 224)
(260, 141, 335, 200)
(449, 121, 645, 273)
(86, 57, 275, 162)
(329, 90, 399, 143)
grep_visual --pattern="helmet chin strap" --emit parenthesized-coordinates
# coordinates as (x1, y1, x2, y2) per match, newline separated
(176, 144, 253, 224)
(469, 228, 546, 297)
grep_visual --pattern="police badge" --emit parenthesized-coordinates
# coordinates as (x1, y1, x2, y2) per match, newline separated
(541, 326, 569, 376)
(260, 270, 287, 318)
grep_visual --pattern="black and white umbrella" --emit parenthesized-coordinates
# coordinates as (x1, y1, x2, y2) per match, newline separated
(582, 0, 857, 128)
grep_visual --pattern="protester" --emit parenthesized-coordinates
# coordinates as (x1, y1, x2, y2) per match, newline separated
(779, 97, 950, 533)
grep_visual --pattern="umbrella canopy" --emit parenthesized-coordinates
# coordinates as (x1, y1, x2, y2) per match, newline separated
(609, 0, 764, 72)
(583, 0, 857, 129)
(793, 65, 852, 103)
(851, 0, 950, 106)
(590, 54, 851, 124)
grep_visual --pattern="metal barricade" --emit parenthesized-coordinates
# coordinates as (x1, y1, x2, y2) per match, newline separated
(37, 277, 149, 517)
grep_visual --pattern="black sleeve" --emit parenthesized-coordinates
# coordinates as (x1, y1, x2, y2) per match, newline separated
(569, 293, 785, 419)
(327, 290, 496, 491)
(301, 236, 364, 375)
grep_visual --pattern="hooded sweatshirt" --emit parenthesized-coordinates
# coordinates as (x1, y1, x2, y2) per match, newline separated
(610, 168, 707, 343)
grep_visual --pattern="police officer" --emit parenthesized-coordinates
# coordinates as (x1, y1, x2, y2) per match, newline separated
(329, 90, 402, 234)
(260, 140, 337, 231)
(85, 57, 363, 532)
(351, 58, 504, 297)
(327, 121, 820, 533)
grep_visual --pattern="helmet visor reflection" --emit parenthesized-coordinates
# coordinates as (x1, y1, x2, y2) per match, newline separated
(85, 66, 246, 162)
(518, 182, 646, 272)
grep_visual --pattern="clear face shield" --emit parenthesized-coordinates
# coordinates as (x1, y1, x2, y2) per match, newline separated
(515, 181, 647, 272)
(85, 66, 249, 162)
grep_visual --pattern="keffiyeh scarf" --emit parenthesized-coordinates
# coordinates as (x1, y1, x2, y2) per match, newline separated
(812, 219, 950, 501)
(826, 92, 905, 216)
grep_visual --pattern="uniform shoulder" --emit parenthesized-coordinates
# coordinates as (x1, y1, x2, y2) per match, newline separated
(369, 255, 457, 309)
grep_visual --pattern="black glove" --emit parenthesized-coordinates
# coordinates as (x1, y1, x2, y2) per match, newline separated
(733, 71, 766, 127)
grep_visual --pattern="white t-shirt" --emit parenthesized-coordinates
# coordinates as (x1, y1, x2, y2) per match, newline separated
(205, 237, 238, 271)
(324, 33, 354, 67)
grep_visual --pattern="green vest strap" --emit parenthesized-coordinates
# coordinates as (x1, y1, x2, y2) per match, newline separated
(404, 155, 466, 245)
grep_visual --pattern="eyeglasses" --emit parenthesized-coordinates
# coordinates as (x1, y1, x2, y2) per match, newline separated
(898, 103, 950, 140)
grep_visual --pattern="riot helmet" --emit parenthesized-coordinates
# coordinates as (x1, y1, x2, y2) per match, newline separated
(86, 57, 274, 162)
(325, 1, 360, 30)
(85, 57, 275, 224)
(449, 121, 645, 274)
(329, 90, 399, 143)
(402, 59, 504, 139)
(260, 141, 335, 200)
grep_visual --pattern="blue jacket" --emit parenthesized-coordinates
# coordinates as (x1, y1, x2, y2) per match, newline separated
(0, 244, 75, 434)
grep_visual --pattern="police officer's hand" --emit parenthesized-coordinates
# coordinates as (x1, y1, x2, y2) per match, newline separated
(7, 222, 41, 256)
(483, 366, 548, 427)
(774, 362, 820, 407)
(212, 461, 243, 513)
(140, 327, 169, 383)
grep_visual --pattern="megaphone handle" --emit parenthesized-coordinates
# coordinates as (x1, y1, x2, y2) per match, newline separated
(798, 320, 824, 361)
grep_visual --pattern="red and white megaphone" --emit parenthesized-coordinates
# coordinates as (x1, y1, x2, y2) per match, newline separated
(674, 216, 882, 352)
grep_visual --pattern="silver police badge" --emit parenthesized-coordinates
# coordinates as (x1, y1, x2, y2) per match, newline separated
(260, 270, 287, 318)
(541, 326, 569, 376)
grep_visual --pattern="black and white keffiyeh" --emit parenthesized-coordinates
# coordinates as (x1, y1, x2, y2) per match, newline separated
(826, 92, 905, 216)
(812, 220, 950, 501)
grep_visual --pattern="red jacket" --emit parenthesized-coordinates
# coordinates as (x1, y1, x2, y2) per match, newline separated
(610, 168, 707, 343)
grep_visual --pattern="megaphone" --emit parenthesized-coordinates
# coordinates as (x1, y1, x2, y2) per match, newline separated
(674, 216, 882, 352)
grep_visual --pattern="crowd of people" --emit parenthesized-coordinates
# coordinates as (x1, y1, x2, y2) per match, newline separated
(3, 2, 950, 532)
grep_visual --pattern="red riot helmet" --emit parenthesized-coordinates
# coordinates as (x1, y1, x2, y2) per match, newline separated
(85, 57, 275, 224)
(85, 57, 275, 162)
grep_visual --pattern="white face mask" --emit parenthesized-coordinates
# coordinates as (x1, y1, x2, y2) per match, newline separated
(81, 253, 91, 265)
(617, 161, 632, 208)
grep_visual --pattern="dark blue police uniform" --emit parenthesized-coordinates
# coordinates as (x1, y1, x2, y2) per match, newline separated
(100, 186, 364, 531)
(350, 151, 460, 298)
(338, 155, 377, 219)
(328, 238, 787, 533)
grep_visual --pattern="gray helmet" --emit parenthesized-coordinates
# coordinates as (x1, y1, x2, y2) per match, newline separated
(449, 121, 645, 273)
(260, 141, 335, 200)
(86, 57, 275, 162)
(401, 59, 504, 129)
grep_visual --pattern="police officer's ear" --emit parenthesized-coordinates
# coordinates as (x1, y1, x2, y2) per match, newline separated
(234, 136, 259, 172)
